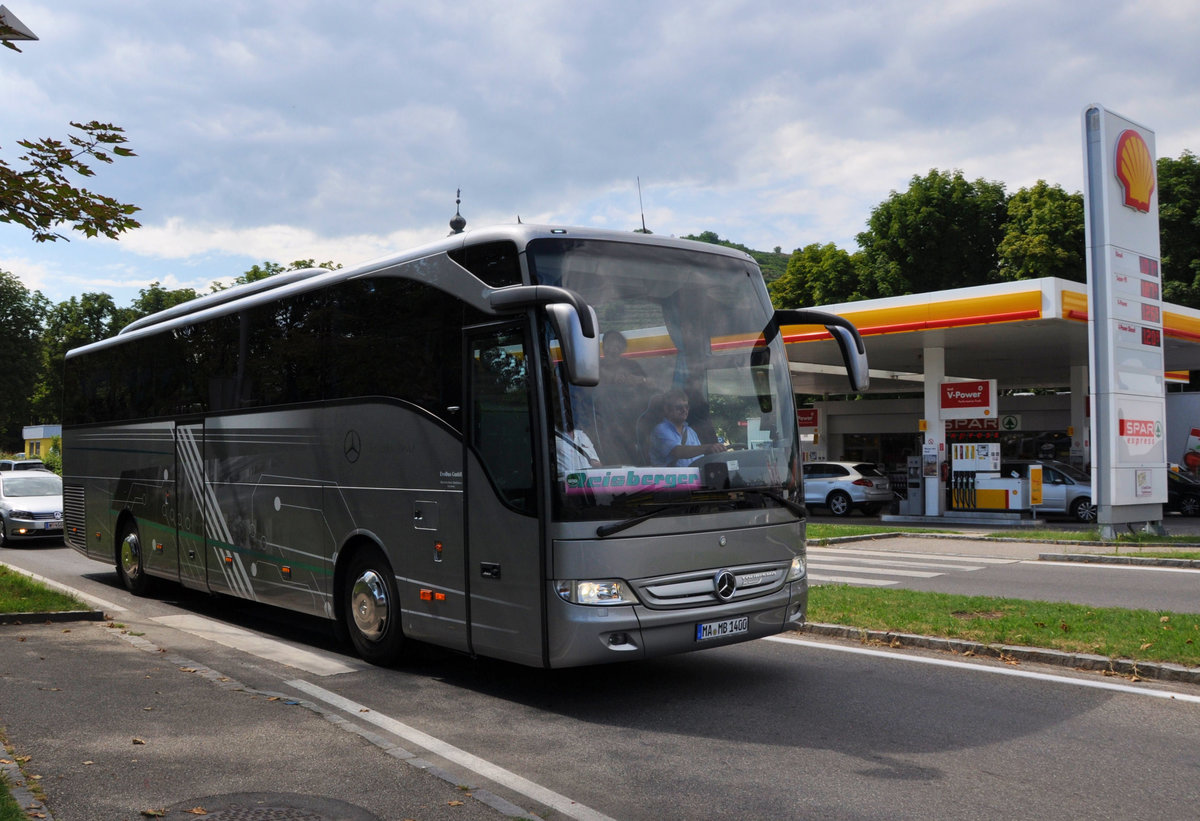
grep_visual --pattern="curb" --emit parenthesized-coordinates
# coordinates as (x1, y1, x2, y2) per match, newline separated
(1039, 552, 1200, 569)
(1, 752, 57, 821)
(800, 622, 1200, 685)
(0, 610, 106, 626)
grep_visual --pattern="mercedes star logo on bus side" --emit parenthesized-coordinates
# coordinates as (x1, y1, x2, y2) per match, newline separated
(344, 430, 362, 463)
(714, 569, 737, 601)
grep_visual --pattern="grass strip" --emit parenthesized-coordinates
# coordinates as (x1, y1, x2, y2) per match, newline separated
(807, 524, 951, 540)
(0, 565, 86, 614)
(986, 528, 1200, 544)
(808, 585, 1200, 667)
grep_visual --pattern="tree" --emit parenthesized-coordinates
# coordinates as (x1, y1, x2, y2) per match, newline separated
(769, 243, 863, 308)
(684, 231, 787, 283)
(129, 281, 200, 320)
(2, 10, 140, 242)
(0, 269, 48, 449)
(855, 169, 1009, 298)
(214, 259, 342, 291)
(0, 119, 141, 242)
(996, 181, 1085, 282)
(1159, 150, 1200, 309)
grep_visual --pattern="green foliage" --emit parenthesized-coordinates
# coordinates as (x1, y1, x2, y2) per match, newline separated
(0, 120, 140, 242)
(683, 231, 788, 284)
(0, 270, 47, 450)
(997, 181, 1085, 282)
(856, 169, 1009, 298)
(1159, 150, 1200, 308)
(769, 243, 864, 307)
(214, 258, 342, 292)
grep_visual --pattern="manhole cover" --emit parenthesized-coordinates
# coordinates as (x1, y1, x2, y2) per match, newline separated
(164, 793, 380, 821)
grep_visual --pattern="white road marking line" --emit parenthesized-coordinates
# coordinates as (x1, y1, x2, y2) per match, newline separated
(286, 678, 617, 821)
(766, 635, 1200, 705)
(151, 614, 364, 676)
(1031, 560, 1200, 574)
(0, 562, 125, 612)
(807, 562, 942, 578)
(808, 574, 898, 586)
(812, 556, 988, 571)
(811, 547, 1015, 563)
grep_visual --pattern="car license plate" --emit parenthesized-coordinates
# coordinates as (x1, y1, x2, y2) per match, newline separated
(695, 616, 749, 641)
(44, 521, 61, 530)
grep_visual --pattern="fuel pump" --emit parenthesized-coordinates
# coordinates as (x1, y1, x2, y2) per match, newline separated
(950, 443, 1000, 510)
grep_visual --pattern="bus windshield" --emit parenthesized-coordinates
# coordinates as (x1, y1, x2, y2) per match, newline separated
(527, 237, 798, 521)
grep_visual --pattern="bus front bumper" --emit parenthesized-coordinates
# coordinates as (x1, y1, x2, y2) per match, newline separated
(546, 579, 807, 668)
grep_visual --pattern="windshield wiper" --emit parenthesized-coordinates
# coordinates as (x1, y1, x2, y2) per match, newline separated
(740, 488, 807, 518)
(595, 490, 804, 538)
(596, 504, 680, 538)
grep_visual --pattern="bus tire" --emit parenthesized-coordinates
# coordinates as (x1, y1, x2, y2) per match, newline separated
(116, 519, 152, 595)
(342, 547, 405, 664)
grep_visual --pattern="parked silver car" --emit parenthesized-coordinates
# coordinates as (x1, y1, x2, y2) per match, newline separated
(0, 458, 46, 471)
(1002, 459, 1096, 522)
(803, 461, 892, 517)
(0, 471, 63, 546)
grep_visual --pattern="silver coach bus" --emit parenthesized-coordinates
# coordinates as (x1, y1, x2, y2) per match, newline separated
(63, 225, 867, 668)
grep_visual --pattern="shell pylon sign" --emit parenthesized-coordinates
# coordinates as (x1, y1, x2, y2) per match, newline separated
(1083, 104, 1165, 532)
(1115, 129, 1156, 213)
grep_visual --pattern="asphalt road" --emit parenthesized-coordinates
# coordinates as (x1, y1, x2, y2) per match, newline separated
(3, 539, 1200, 820)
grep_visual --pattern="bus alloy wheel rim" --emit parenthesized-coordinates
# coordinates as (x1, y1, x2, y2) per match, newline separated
(351, 569, 389, 641)
(121, 533, 141, 579)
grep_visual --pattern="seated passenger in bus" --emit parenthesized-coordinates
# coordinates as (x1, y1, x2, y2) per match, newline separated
(649, 389, 727, 467)
(556, 426, 601, 474)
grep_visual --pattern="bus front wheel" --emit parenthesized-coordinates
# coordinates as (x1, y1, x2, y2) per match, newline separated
(342, 548, 405, 664)
(116, 520, 151, 595)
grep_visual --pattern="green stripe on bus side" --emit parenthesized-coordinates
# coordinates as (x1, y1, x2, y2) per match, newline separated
(106, 508, 329, 576)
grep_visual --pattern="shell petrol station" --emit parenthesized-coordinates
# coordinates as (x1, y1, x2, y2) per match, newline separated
(781, 275, 1200, 523)
(777, 104, 1195, 528)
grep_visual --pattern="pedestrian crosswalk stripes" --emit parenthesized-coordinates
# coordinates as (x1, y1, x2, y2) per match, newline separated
(807, 546, 1018, 587)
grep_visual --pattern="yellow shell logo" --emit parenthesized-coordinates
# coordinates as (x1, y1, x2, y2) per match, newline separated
(1115, 129, 1155, 213)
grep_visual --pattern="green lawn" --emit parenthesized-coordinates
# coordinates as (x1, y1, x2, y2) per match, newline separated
(0, 566, 86, 614)
(809, 585, 1200, 667)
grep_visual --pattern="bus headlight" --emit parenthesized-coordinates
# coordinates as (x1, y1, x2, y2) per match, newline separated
(554, 579, 639, 605)
(786, 556, 806, 581)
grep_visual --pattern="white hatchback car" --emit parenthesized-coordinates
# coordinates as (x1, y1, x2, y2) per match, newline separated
(803, 461, 893, 517)
(0, 471, 64, 546)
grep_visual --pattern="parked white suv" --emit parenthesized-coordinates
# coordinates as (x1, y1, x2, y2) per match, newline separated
(803, 461, 892, 517)
(0, 459, 46, 471)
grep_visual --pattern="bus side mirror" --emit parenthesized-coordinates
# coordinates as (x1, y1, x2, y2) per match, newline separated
(487, 285, 600, 386)
(771, 309, 869, 393)
(546, 303, 600, 386)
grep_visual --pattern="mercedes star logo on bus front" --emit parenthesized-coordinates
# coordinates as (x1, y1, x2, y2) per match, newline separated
(344, 430, 361, 463)
(714, 569, 737, 601)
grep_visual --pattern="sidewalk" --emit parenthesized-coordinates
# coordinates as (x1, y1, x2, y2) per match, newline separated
(0, 620, 525, 821)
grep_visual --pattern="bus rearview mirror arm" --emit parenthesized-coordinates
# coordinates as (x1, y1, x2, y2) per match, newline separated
(488, 285, 600, 386)
(770, 309, 870, 393)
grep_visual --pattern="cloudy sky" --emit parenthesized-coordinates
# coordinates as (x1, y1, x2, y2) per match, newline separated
(2, 0, 1198, 307)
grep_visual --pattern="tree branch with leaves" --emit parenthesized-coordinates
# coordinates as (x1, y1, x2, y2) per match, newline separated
(0, 120, 141, 241)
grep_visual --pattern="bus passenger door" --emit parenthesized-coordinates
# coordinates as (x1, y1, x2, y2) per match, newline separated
(464, 324, 546, 667)
(174, 422, 208, 591)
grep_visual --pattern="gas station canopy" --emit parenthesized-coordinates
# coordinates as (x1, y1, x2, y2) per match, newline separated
(783, 277, 1200, 396)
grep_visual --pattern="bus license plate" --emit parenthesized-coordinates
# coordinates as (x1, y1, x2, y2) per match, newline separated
(695, 616, 749, 641)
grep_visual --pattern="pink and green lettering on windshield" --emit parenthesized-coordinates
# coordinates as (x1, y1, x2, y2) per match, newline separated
(564, 468, 702, 494)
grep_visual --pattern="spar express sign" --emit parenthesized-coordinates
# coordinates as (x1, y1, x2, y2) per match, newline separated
(939, 379, 997, 420)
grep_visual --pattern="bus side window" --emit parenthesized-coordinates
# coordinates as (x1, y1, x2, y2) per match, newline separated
(469, 326, 535, 513)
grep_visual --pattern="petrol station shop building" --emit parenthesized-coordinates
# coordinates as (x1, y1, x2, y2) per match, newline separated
(784, 276, 1200, 517)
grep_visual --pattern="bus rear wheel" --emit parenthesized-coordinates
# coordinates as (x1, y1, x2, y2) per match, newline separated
(342, 548, 405, 664)
(116, 520, 151, 595)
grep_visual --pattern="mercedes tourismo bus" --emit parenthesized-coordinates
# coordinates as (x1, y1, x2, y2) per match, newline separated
(63, 225, 867, 668)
